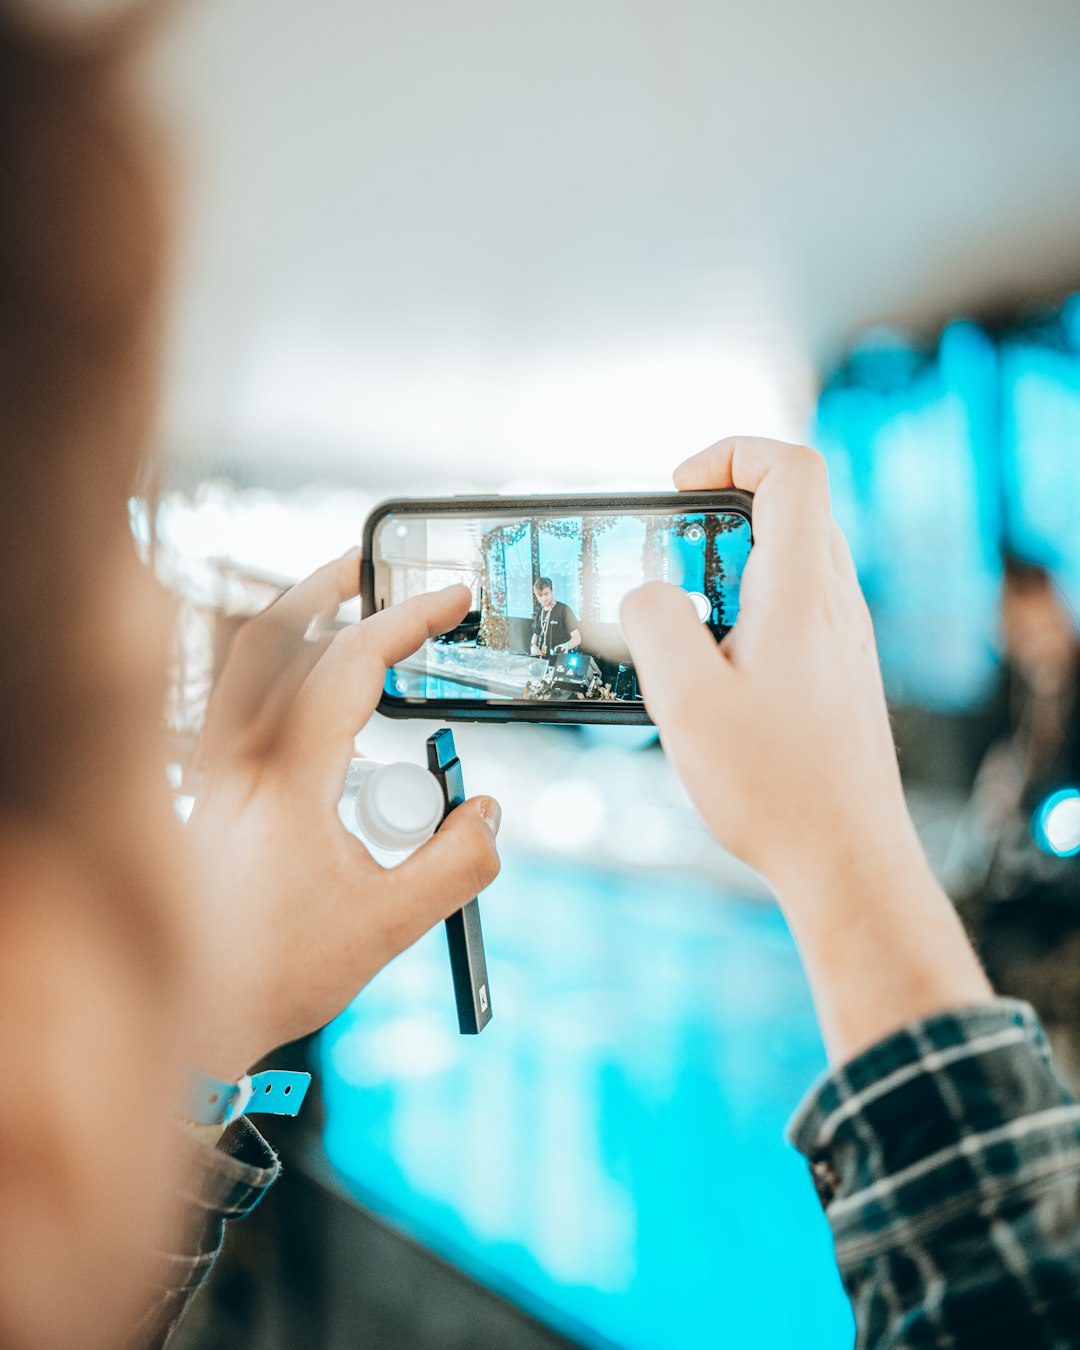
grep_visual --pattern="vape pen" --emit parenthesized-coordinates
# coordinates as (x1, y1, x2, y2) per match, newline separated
(426, 728, 493, 1034)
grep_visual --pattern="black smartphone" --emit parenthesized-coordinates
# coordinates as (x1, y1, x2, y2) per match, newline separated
(361, 490, 753, 724)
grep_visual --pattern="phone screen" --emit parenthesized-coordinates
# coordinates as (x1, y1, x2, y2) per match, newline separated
(368, 495, 751, 714)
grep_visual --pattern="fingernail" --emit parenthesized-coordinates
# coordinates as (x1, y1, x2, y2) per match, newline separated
(478, 797, 502, 837)
(342, 545, 363, 561)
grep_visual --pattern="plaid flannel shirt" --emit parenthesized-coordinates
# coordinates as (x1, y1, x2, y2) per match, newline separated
(789, 999, 1080, 1348)
(125, 1117, 279, 1350)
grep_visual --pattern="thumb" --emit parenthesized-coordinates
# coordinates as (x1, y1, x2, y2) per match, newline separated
(370, 796, 502, 951)
(620, 582, 729, 733)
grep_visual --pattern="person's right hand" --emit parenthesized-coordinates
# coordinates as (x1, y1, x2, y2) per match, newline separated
(621, 436, 990, 1059)
(621, 436, 913, 898)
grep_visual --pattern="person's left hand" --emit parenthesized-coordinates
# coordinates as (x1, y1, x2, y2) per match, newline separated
(184, 552, 501, 1081)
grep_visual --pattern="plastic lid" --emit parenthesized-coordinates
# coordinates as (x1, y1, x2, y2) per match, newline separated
(356, 762, 445, 852)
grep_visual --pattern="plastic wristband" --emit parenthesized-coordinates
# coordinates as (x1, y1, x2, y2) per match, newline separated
(183, 1066, 311, 1127)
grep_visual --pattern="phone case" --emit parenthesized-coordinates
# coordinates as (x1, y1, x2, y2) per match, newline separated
(361, 489, 753, 726)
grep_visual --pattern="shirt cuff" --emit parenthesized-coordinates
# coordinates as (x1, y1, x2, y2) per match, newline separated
(174, 1115, 280, 1226)
(787, 999, 1080, 1254)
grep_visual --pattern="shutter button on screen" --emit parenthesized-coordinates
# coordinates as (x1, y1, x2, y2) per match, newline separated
(687, 592, 711, 624)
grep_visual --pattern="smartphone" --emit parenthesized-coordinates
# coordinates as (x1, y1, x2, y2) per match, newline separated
(362, 490, 753, 724)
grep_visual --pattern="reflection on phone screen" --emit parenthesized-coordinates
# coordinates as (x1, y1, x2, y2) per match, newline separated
(374, 509, 751, 706)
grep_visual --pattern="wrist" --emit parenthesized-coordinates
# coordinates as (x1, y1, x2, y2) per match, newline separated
(176, 1117, 227, 1146)
(182, 1021, 260, 1088)
(770, 803, 929, 922)
(774, 813, 993, 1063)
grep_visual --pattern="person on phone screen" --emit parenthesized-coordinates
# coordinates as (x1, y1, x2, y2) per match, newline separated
(530, 577, 581, 658)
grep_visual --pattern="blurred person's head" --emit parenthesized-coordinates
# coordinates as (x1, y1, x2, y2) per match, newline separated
(0, 5, 195, 1349)
(534, 577, 555, 609)
(1001, 552, 1079, 690)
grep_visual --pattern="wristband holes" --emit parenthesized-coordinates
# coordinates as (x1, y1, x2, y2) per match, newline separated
(284, 1085, 292, 1095)
(264, 1084, 272, 1093)
(208, 1093, 219, 1105)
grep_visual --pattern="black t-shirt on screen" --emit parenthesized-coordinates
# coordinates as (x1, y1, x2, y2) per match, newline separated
(533, 600, 578, 656)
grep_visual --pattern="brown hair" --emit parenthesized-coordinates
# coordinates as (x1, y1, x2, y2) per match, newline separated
(0, 2, 176, 959)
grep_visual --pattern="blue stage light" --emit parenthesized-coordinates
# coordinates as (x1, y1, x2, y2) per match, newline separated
(1032, 788, 1080, 857)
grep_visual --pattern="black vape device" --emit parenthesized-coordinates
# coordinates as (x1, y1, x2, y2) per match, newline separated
(426, 728, 493, 1034)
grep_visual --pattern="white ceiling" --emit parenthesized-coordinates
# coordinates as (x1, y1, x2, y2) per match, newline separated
(146, 0, 1080, 488)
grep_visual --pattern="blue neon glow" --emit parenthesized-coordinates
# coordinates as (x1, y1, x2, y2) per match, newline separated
(1032, 788, 1080, 858)
(815, 294, 1080, 712)
(815, 322, 1001, 710)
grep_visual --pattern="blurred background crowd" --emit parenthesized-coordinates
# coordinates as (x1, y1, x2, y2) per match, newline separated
(94, 0, 1080, 1345)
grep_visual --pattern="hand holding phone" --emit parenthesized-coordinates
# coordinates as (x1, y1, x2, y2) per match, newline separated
(619, 437, 991, 1062)
(620, 440, 896, 894)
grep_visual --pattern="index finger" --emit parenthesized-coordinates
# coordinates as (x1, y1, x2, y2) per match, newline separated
(276, 585, 472, 804)
(674, 436, 834, 588)
(255, 547, 363, 639)
(196, 550, 364, 764)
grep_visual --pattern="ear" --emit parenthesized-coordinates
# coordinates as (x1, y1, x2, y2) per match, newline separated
(0, 824, 177, 1350)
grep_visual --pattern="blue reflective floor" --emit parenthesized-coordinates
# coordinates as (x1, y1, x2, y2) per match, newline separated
(320, 855, 854, 1349)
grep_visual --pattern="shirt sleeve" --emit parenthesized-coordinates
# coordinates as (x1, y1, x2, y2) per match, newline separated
(788, 999, 1080, 1348)
(123, 1117, 280, 1350)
